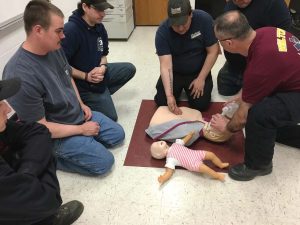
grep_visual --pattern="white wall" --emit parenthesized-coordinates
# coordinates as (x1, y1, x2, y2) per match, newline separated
(0, 0, 77, 78)
(191, 0, 195, 9)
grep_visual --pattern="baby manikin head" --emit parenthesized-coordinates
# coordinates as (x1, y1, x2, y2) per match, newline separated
(150, 141, 169, 159)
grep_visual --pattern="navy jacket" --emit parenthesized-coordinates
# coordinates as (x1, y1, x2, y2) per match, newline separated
(62, 9, 109, 93)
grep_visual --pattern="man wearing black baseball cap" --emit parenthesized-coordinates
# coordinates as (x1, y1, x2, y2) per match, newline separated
(0, 77, 83, 224)
(81, 0, 114, 11)
(154, 0, 219, 115)
(61, 0, 136, 121)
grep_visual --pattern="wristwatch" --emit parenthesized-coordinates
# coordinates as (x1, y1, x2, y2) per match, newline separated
(100, 64, 108, 69)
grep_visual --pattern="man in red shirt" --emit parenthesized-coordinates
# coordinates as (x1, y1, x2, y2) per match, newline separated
(212, 10, 300, 181)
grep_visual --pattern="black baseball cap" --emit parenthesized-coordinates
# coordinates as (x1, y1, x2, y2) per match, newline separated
(168, 0, 192, 26)
(0, 78, 21, 101)
(81, 0, 114, 11)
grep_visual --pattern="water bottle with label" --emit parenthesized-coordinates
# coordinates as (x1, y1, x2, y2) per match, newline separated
(221, 102, 239, 119)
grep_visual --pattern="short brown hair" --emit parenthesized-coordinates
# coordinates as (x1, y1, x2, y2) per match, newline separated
(24, 0, 64, 35)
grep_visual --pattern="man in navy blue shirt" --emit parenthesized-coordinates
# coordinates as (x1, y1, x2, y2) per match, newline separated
(217, 0, 291, 96)
(154, 0, 219, 115)
(62, 0, 136, 121)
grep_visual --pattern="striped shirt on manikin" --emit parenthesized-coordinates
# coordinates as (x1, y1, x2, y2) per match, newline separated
(165, 140, 206, 172)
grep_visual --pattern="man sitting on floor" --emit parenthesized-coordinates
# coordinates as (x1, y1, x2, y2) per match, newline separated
(0, 78, 83, 225)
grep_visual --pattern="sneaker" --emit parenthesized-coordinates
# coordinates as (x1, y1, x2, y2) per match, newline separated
(53, 200, 84, 225)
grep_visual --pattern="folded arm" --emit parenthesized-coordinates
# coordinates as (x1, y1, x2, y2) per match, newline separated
(38, 117, 99, 139)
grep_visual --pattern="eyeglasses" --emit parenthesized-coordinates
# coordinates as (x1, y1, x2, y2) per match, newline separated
(218, 37, 236, 42)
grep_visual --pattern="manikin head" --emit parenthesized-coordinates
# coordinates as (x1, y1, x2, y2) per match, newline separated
(150, 141, 170, 159)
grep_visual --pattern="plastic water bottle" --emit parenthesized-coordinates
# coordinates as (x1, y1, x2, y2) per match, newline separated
(221, 102, 239, 119)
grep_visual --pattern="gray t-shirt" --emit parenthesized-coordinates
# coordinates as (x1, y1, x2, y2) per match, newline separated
(3, 47, 84, 125)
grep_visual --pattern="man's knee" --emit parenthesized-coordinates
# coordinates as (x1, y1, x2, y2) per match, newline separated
(217, 63, 242, 96)
(89, 151, 115, 176)
(154, 93, 167, 106)
(154, 80, 167, 106)
(127, 63, 136, 77)
(189, 96, 211, 111)
(123, 63, 136, 80)
(246, 103, 278, 130)
(105, 124, 125, 147)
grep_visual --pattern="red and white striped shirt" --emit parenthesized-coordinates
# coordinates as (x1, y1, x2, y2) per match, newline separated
(165, 140, 206, 172)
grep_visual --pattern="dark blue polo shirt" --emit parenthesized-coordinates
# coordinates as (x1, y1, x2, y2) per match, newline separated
(155, 10, 217, 76)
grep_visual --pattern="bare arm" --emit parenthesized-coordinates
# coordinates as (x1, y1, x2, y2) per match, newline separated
(70, 78, 84, 106)
(189, 43, 219, 98)
(70, 78, 92, 121)
(38, 117, 99, 139)
(71, 67, 86, 81)
(99, 55, 108, 65)
(198, 43, 219, 81)
(159, 55, 182, 115)
(158, 168, 175, 185)
(210, 89, 250, 133)
(71, 55, 107, 84)
(159, 55, 173, 97)
(227, 100, 252, 133)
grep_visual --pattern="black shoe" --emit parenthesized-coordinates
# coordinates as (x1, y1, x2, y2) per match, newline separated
(229, 163, 272, 181)
(53, 200, 84, 225)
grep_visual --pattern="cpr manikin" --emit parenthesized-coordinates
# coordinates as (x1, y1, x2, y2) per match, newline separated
(147, 106, 234, 143)
(150, 132, 229, 185)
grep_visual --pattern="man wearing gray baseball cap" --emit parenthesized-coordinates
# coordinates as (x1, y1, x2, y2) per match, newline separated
(154, 0, 219, 115)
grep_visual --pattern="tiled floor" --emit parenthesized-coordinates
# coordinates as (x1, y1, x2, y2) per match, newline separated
(58, 26, 300, 225)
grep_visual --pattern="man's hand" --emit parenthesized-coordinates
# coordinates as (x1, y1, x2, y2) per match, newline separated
(189, 77, 205, 99)
(167, 95, 182, 115)
(81, 104, 92, 121)
(210, 113, 230, 133)
(80, 121, 100, 136)
(87, 66, 106, 83)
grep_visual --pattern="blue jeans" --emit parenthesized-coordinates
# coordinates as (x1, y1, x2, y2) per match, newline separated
(53, 111, 125, 176)
(80, 62, 136, 121)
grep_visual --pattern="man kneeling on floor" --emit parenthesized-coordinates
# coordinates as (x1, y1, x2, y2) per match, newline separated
(212, 10, 300, 181)
(0, 78, 83, 225)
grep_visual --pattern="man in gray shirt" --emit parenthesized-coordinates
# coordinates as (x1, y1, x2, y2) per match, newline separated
(3, 0, 125, 176)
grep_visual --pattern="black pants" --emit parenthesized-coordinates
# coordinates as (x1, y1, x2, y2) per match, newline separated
(244, 93, 300, 169)
(217, 62, 243, 96)
(154, 72, 213, 111)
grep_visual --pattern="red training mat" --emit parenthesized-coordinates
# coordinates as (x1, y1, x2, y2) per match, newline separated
(124, 100, 244, 172)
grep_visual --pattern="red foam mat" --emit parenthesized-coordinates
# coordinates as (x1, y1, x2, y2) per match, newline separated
(124, 100, 244, 172)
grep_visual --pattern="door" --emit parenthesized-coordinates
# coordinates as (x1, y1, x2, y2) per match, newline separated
(134, 0, 168, 25)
